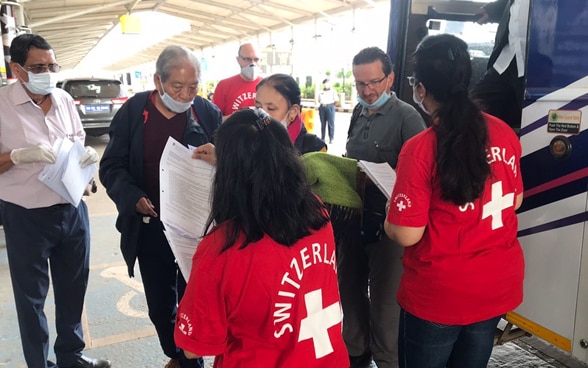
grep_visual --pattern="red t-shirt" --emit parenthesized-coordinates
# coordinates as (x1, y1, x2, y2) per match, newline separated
(386, 114, 524, 325)
(212, 74, 262, 116)
(174, 222, 349, 368)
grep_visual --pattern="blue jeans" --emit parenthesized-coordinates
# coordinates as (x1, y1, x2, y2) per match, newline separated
(319, 103, 336, 141)
(398, 308, 502, 368)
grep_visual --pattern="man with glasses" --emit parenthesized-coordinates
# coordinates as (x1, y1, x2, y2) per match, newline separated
(212, 42, 262, 119)
(0, 34, 109, 368)
(100, 45, 221, 368)
(343, 47, 425, 368)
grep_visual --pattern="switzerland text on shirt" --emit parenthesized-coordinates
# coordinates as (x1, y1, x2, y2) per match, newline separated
(231, 91, 256, 111)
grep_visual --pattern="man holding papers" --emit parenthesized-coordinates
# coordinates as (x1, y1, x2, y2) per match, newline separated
(343, 47, 425, 368)
(0, 34, 107, 368)
(99, 45, 221, 368)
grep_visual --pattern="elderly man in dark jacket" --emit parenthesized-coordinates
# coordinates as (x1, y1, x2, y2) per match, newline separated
(99, 45, 221, 368)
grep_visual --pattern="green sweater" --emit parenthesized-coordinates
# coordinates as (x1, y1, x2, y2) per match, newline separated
(302, 152, 362, 210)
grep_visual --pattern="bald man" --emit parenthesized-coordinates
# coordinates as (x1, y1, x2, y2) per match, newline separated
(212, 42, 263, 119)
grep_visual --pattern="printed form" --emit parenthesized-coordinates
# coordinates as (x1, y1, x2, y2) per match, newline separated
(159, 137, 215, 281)
(358, 160, 397, 197)
(38, 137, 98, 207)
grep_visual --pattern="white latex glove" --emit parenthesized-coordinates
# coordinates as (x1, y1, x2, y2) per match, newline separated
(10, 144, 56, 165)
(79, 146, 99, 168)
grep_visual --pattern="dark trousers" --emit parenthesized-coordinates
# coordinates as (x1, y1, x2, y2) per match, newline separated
(137, 220, 203, 368)
(398, 309, 502, 368)
(335, 188, 403, 368)
(1, 200, 90, 368)
(470, 59, 525, 132)
(319, 103, 336, 141)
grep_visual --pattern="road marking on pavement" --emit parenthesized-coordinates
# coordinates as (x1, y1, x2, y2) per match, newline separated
(100, 266, 148, 318)
(88, 326, 157, 349)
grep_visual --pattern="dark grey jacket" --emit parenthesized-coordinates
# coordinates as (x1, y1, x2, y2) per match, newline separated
(99, 91, 221, 276)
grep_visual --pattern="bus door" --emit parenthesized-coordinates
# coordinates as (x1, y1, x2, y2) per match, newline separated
(387, 0, 495, 120)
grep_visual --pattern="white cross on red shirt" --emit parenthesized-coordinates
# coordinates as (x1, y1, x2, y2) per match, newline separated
(482, 181, 514, 230)
(298, 289, 341, 359)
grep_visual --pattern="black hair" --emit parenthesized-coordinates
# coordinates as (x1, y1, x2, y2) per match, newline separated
(412, 34, 490, 205)
(205, 108, 329, 252)
(10, 33, 53, 65)
(352, 47, 393, 76)
(256, 73, 301, 107)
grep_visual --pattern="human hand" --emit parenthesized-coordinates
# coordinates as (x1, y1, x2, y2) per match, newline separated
(79, 146, 99, 168)
(10, 144, 56, 165)
(192, 143, 217, 166)
(475, 7, 489, 24)
(135, 197, 158, 217)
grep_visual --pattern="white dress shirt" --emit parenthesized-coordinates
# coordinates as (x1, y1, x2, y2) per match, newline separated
(0, 82, 85, 208)
(493, 0, 530, 77)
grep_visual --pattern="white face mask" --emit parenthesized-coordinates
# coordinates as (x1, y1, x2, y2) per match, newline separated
(158, 77, 192, 113)
(25, 72, 59, 95)
(280, 109, 291, 128)
(412, 89, 429, 115)
(241, 64, 258, 80)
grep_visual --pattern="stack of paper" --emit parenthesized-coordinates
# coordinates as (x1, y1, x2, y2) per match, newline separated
(357, 160, 397, 197)
(159, 137, 215, 282)
(38, 138, 98, 207)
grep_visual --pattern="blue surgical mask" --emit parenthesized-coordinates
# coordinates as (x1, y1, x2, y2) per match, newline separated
(358, 90, 390, 110)
(159, 77, 192, 113)
(25, 72, 58, 95)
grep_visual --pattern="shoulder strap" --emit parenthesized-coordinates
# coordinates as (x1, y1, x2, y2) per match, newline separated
(347, 103, 363, 138)
(190, 97, 221, 142)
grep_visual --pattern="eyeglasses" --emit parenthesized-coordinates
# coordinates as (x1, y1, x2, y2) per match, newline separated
(21, 63, 61, 74)
(253, 108, 272, 130)
(239, 55, 260, 64)
(355, 75, 387, 90)
(407, 76, 416, 87)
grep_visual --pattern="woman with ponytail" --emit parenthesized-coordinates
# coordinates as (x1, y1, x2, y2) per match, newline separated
(384, 34, 524, 368)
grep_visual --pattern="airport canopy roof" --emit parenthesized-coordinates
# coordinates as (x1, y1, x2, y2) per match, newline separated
(15, 0, 388, 72)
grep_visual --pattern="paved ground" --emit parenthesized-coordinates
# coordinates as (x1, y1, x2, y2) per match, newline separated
(1, 112, 587, 367)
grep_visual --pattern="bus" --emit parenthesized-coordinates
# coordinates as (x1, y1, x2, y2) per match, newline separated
(386, 0, 588, 364)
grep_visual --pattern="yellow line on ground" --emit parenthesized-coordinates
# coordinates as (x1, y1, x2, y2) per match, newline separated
(87, 327, 157, 349)
(82, 304, 92, 346)
(90, 261, 127, 271)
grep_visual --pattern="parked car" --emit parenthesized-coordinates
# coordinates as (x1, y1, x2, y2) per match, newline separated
(61, 78, 128, 136)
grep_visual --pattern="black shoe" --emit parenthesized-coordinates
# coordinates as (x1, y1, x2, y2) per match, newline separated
(349, 351, 373, 368)
(62, 355, 111, 368)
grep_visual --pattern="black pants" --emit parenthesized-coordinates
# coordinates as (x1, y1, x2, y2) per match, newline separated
(137, 219, 203, 368)
(2, 201, 90, 368)
(470, 59, 525, 132)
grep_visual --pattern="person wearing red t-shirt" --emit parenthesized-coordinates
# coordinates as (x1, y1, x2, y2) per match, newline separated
(212, 42, 263, 119)
(384, 34, 524, 368)
(174, 108, 349, 368)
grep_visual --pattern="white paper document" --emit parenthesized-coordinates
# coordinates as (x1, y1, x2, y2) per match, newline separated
(38, 138, 98, 206)
(358, 160, 397, 197)
(160, 137, 215, 281)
